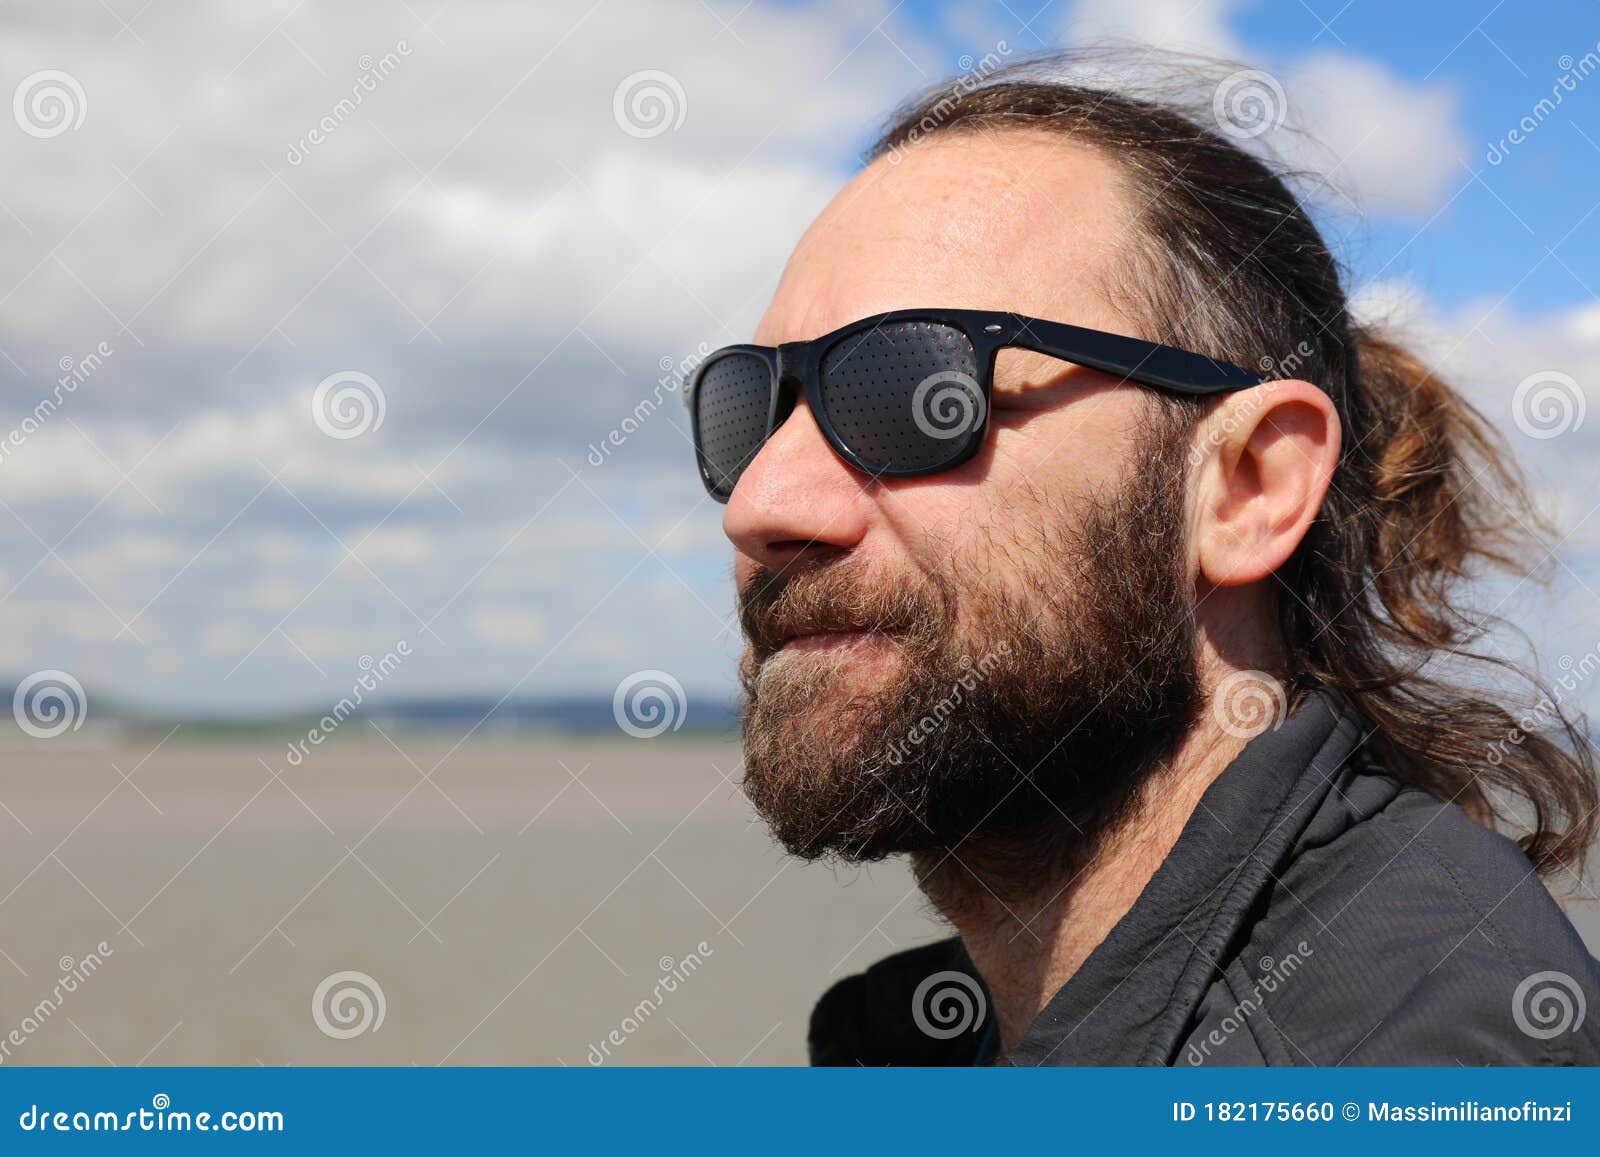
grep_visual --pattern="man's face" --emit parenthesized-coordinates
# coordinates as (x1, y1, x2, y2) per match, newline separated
(726, 132, 1202, 862)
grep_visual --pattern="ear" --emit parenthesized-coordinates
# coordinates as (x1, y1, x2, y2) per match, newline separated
(1191, 380, 1341, 587)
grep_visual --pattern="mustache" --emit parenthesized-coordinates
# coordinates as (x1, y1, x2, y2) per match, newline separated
(737, 561, 944, 660)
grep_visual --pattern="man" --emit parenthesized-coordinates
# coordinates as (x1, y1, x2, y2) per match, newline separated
(686, 54, 1600, 1065)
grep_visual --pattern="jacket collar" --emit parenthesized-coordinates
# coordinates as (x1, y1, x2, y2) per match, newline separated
(1007, 689, 1367, 1065)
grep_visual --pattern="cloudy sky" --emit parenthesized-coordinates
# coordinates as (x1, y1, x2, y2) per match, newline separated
(0, 0, 1596, 716)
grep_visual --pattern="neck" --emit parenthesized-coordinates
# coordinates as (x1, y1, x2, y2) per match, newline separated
(912, 717, 1245, 1059)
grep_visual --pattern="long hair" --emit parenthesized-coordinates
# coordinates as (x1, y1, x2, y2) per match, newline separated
(869, 52, 1597, 876)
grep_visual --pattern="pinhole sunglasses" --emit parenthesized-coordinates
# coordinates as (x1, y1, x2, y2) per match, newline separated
(686, 308, 1261, 502)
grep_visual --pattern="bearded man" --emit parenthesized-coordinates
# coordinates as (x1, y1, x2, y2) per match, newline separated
(686, 56, 1600, 1065)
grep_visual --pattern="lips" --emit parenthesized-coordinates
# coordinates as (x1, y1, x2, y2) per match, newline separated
(779, 628, 872, 654)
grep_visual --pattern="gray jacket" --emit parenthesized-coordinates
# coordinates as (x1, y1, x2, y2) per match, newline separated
(808, 691, 1600, 1065)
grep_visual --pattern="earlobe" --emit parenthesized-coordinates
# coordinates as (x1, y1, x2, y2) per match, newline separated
(1194, 380, 1341, 588)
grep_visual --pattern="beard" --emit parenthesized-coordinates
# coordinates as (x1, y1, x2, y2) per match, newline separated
(737, 410, 1201, 870)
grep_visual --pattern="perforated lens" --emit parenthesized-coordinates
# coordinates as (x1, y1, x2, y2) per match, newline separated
(817, 321, 983, 474)
(694, 352, 773, 499)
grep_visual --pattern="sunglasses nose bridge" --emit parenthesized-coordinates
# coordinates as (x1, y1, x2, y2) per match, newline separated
(774, 342, 806, 390)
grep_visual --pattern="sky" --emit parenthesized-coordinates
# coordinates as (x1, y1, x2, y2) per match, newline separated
(0, 0, 1597, 717)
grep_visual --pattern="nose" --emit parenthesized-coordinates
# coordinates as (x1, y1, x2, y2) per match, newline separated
(722, 394, 871, 572)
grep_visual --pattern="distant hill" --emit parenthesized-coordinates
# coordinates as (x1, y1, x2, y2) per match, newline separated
(0, 678, 741, 739)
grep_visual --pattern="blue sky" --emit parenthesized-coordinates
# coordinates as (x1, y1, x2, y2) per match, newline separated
(0, 0, 1596, 717)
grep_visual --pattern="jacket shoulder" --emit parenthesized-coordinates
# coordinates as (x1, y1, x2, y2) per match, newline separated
(1234, 783, 1600, 1065)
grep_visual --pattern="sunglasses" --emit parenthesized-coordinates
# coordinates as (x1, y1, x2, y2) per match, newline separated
(686, 308, 1261, 503)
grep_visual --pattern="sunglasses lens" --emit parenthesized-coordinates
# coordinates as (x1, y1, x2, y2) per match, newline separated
(694, 351, 773, 500)
(817, 321, 984, 474)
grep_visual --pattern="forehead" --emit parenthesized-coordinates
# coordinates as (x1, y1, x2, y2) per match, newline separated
(756, 130, 1136, 346)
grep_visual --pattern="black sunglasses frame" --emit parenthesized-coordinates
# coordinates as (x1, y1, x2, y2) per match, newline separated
(687, 308, 1262, 503)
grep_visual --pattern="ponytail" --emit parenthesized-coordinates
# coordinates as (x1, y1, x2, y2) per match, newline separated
(1288, 324, 1598, 874)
